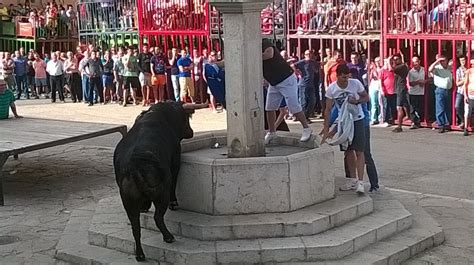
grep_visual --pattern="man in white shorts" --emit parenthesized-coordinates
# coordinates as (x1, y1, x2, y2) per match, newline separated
(262, 39, 312, 144)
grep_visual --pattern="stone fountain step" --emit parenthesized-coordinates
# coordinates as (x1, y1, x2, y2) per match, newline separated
(82, 194, 411, 264)
(56, 190, 442, 265)
(141, 191, 373, 240)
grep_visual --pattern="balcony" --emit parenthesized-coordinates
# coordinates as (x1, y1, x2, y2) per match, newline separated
(209, 1, 285, 38)
(385, 0, 474, 37)
(286, 0, 381, 38)
(77, 0, 138, 35)
(138, 0, 208, 35)
(0, 15, 77, 40)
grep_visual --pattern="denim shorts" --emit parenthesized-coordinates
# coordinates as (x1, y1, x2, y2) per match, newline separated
(35, 78, 47, 87)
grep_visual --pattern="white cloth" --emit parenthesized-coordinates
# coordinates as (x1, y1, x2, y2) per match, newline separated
(327, 97, 359, 150)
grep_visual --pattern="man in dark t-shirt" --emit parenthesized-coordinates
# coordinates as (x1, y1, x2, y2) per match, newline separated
(391, 53, 410, 133)
(262, 39, 312, 144)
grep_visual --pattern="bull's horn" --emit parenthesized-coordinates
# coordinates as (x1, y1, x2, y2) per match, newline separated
(182, 100, 209, 110)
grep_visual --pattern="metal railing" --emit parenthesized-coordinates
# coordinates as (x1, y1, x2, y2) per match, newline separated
(209, 1, 285, 37)
(77, 0, 138, 34)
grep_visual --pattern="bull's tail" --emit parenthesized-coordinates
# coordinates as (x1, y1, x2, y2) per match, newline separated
(128, 152, 168, 200)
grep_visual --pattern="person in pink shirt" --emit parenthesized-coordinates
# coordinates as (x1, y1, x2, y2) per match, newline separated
(32, 53, 48, 98)
(380, 57, 396, 126)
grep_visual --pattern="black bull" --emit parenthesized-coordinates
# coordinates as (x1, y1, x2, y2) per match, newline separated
(113, 101, 207, 261)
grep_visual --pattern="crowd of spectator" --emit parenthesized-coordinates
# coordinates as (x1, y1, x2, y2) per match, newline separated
(288, 0, 474, 35)
(0, 43, 226, 112)
(279, 47, 474, 136)
(289, 0, 380, 35)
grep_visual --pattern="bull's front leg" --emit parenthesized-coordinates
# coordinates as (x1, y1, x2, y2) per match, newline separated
(169, 159, 180, 211)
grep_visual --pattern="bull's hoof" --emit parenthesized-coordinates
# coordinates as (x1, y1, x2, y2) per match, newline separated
(164, 235, 175, 243)
(169, 201, 179, 211)
(135, 254, 146, 262)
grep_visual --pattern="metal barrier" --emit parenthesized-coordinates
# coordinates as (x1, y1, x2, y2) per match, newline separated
(79, 32, 139, 51)
(288, 37, 379, 64)
(77, 0, 138, 35)
(286, 0, 381, 35)
(209, 0, 285, 38)
(384, 0, 474, 35)
(138, 0, 209, 34)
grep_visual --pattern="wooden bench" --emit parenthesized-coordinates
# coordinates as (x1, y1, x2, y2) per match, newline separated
(0, 118, 127, 206)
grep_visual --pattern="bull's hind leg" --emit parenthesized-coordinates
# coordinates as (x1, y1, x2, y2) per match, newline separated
(153, 198, 175, 243)
(123, 201, 146, 261)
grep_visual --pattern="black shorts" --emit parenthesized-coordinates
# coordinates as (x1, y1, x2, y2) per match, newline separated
(124, 76, 140, 90)
(397, 90, 409, 107)
(341, 119, 365, 152)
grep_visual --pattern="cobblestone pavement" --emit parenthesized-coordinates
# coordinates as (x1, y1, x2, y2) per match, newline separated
(0, 99, 472, 264)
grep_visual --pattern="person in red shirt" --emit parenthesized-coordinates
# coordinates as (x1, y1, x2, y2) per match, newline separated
(379, 57, 397, 126)
(324, 49, 345, 87)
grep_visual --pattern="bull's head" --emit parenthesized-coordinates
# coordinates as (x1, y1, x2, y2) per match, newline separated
(181, 101, 209, 139)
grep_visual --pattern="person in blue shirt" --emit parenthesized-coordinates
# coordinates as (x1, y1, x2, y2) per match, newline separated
(177, 49, 194, 102)
(203, 51, 225, 108)
(293, 49, 319, 122)
(347, 51, 367, 86)
(13, 50, 29, 99)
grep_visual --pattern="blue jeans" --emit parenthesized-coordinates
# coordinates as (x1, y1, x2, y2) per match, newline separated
(455, 92, 464, 124)
(435, 87, 449, 127)
(171, 74, 180, 101)
(15, 75, 28, 99)
(369, 89, 380, 123)
(364, 125, 379, 189)
(300, 84, 316, 118)
(82, 74, 97, 103)
(82, 74, 90, 102)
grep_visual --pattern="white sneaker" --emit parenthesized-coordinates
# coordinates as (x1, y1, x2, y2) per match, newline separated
(300, 128, 313, 142)
(339, 179, 357, 191)
(356, 181, 365, 194)
(264, 132, 278, 145)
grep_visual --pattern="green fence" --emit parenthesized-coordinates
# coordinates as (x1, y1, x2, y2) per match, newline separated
(80, 32, 139, 50)
(0, 37, 36, 52)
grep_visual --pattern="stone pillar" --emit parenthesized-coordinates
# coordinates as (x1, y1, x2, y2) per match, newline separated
(209, 0, 268, 158)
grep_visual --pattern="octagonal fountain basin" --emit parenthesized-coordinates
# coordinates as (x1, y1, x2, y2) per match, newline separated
(176, 131, 335, 215)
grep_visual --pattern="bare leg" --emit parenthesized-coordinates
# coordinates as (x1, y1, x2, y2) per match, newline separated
(131, 88, 138, 104)
(267, 110, 277, 132)
(123, 88, 129, 106)
(293, 111, 309, 128)
(396, 106, 405, 129)
(355, 151, 365, 181)
(275, 107, 288, 128)
(151, 85, 158, 103)
(345, 150, 357, 178)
